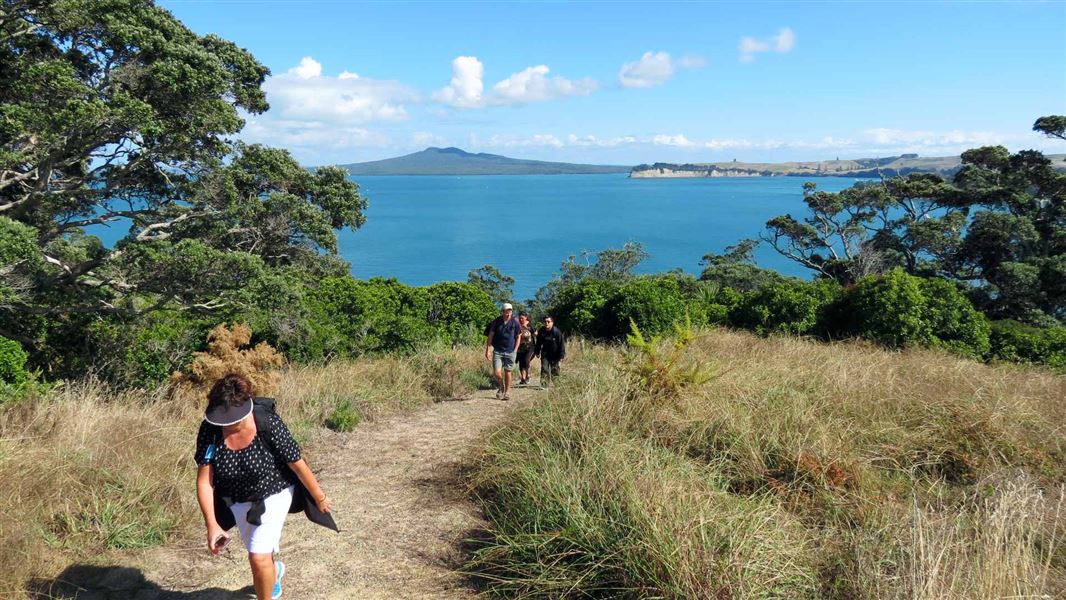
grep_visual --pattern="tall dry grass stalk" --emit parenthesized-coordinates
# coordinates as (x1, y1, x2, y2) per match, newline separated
(469, 328, 1066, 598)
(901, 482, 1064, 600)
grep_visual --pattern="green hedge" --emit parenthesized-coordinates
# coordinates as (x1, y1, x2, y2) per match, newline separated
(830, 269, 991, 358)
(989, 320, 1066, 368)
(728, 279, 840, 336)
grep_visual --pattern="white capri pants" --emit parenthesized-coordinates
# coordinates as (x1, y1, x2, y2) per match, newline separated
(230, 485, 294, 554)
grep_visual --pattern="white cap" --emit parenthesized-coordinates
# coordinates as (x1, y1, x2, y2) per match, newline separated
(502, 302, 513, 310)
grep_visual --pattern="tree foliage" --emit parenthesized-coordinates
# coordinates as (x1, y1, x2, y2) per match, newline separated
(467, 264, 515, 305)
(0, 0, 366, 350)
(700, 238, 788, 291)
(761, 116, 1065, 325)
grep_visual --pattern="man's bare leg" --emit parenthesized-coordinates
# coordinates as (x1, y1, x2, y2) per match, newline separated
(493, 367, 504, 398)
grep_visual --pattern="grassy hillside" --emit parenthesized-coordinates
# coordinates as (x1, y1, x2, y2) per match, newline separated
(2, 329, 1062, 597)
(468, 329, 1066, 598)
(338, 147, 631, 176)
(0, 343, 489, 596)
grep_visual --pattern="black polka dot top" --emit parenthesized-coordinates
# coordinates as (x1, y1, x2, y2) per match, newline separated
(195, 412, 301, 503)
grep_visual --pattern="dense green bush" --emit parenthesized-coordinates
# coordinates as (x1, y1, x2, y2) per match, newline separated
(424, 281, 497, 343)
(0, 337, 29, 385)
(989, 320, 1066, 368)
(919, 277, 992, 358)
(830, 269, 991, 358)
(729, 279, 841, 336)
(303, 277, 495, 360)
(548, 278, 620, 338)
(548, 276, 699, 340)
(85, 313, 211, 388)
(604, 277, 689, 339)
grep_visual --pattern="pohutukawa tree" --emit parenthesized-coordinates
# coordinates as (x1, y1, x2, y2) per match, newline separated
(760, 116, 1065, 326)
(0, 0, 366, 346)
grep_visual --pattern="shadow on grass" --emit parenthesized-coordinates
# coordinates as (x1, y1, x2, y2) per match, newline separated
(27, 565, 252, 600)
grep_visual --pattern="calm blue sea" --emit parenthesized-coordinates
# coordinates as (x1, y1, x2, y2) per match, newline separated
(343, 174, 867, 300)
(85, 174, 868, 301)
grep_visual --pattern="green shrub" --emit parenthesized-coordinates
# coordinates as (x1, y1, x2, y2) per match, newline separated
(0, 337, 29, 385)
(549, 276, 699, 340)
(549, 278, 619, 338)
(424, 281, 497, 342)
(305, 277, 494, 357)
(831, 269, 991, 358)
(919, 278, 991, 358)
(324, 398, 362, 432)
(605, 277, 689, 339)
(832, 269, 929, 347)
(989, 320, 1066, 368)
(84, 313, 210, 388)
(730, 279, 840, 335)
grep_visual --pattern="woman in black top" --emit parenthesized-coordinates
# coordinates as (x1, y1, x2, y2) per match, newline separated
(516, 313, 536, 385)
(195, 373, 331, 600)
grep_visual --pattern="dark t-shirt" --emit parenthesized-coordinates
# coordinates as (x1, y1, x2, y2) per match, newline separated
(195, 412, 301, 503)
(488, 316, 522, 352)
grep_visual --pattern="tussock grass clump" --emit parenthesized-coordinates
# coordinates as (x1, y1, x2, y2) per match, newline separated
(469, 329, 1066, 598)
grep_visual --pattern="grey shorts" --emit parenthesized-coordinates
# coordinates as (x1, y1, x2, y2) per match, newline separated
(492, 350, 517, 370)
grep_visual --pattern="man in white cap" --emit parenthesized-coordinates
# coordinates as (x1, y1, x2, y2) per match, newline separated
(485, 302, 522, 400)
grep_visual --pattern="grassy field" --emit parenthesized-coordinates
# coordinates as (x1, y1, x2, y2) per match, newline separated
(2, 329, 1063, 598)
(467, 329, 1066, 598)
(0, 342, 487, 597)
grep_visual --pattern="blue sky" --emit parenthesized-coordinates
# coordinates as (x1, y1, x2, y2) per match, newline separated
(160, 0, 1066, 166)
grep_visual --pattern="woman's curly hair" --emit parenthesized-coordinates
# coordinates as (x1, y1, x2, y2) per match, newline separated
(207, 373, 253, 409)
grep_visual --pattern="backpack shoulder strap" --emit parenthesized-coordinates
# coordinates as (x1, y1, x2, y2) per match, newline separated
(252, 397, 279, 456)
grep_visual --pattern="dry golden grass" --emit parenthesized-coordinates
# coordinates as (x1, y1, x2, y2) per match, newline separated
(469, 328, 1066, 598)
(0, 341, 486, 597)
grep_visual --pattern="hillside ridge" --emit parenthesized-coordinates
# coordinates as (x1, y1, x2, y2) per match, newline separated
(630, 153, 1066, 178)
(338, 147, 631, 176)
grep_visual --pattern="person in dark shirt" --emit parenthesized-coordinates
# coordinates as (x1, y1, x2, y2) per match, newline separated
(516, 313, 537, 385)
(195, 374, 331, 600)
(485, 302, 522, 400)
(534, 315, 566, 386)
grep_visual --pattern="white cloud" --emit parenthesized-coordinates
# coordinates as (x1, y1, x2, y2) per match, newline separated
(739, 27, 795, 63)
(489, 65, 597, 105)
(619, 51, 674, 88)
(774, 28, 796, 52)
(858, 128, 1035, 154)
(241, 116, 392, 151)
(263, 57, 417, 123)
(566, 134, 638, 147)
(411, 131, 448, 147)
(652, 134, 697, 147)
(291, 56, 322, 79)
(618, 51, 706, 88)
(431, 56, 485, 108)
(863, 128, 1003, 147)
(433, 56, 597, 108)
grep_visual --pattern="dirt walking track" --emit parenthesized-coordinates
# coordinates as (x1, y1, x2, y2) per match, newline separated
(43, 388, 530, 600)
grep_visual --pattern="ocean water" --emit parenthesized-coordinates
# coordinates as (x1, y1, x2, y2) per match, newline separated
(342, 173, 868, 300)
